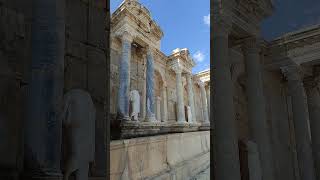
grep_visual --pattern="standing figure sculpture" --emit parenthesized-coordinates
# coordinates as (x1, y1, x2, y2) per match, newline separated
(129, 90, 140, 121)
(62, 89, 96, 180)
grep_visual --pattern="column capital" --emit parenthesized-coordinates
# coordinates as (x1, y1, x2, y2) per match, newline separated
(281, 65, 304, 81)
(213, 17, 232, 37)
(121, 31, 133, 43)
(242, 37, 261, 54)
(172, 64, 183, 74)
(197, 81, 205, 88)
(185, 72, 193, 78)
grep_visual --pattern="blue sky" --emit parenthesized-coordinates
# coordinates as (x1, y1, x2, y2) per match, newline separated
(262, 0, 320, 40)
(111, 0, 210, 73)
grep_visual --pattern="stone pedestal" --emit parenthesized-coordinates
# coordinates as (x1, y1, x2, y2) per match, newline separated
(24, 0, 65, 177)
(117, 32, 133, 121)
(243, 37, 275, 180)
(212, 20, 241, 180)
(282, 65, 316, 180)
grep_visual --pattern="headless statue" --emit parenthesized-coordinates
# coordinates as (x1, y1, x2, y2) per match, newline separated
(62, 89, 96, 180)
(129, 90, 140, 121)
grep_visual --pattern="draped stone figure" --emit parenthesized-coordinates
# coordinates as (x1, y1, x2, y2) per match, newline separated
(187, 106, 192, 123)
(129, 90, 140, 121)
(62, 89, 96, 180)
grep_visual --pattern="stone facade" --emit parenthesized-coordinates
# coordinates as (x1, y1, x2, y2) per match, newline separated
(0, 0, 107, 179)
(110, 0, 211, 139)
(109, 0, 211, 179)
(213, 0, 320, 180)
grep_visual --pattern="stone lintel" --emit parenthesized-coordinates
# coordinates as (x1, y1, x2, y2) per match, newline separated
(110, 119, 208, 139)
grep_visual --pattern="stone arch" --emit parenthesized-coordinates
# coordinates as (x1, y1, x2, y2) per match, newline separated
(153, 67, 167, 121)
(154, 66, 166, 87)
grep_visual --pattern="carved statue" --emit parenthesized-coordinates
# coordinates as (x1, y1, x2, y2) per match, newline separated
(187, 106, 192, 123)
(62, 89, 96, 180)
(129, 90, 140, 121)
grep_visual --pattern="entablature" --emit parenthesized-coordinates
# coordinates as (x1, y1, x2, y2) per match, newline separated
(111, 0, 163, 50)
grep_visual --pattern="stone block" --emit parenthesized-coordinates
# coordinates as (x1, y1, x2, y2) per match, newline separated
(110, 131, 210, 180)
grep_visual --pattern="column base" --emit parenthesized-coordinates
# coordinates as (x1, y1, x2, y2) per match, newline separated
(116, 115, 130, 121)
(145, 114, 156, 122)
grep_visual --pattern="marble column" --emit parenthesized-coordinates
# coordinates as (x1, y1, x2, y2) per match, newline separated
(140, 54, 147, 120)
(145, 47, 156, 122)
(243, 37, 275, 180)
(173, 67, 186, 123)
(161, 86, 168, 122)
(282, 65, 316, 180)
(156, 97, 161, 121)
(305, 77, 320, 180)
(25, 0, 65, 177)
(117, 31, 133, 121)
(206, 85, 210, 121)
(186, 73, 196, 123)
(213, 20, 241, 180)
(199, 82, 209, 123)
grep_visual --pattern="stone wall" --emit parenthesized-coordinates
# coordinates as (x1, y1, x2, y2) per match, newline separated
(110, 44, 205, 123)
(0, 0, 107, 178)
(110, 131, 210, 180)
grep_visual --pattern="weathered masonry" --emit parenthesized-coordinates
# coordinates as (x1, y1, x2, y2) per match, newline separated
(213, 0, 320, 180)
(110, 0, 210, 179)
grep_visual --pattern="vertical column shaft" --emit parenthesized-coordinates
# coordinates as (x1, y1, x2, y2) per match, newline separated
(117, 32, 132, 120)
(213, 20, 241, 180)
(140, 54, 147, 120)
(161, 87, 168, 122)
(175, 69, 185, 123)
(306, 79, 320, 180)
(206, 85, 210, 121)
(156, 97, 161, 121)
(25, 0, 65, 176)
(145, 47, 156, 122)
(243, 38, 275, 180)
(186, 73, 196, 123)
(199, 82, 209, 123)
(282, 65, 316, 180)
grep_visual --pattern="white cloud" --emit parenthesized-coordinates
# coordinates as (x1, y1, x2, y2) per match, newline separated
(203, 14, 210, 26)
(193, 51, 205, 62)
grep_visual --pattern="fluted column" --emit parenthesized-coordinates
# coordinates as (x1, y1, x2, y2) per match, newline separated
(213, 19, 241, 180)
(198, 82, 209, 123)
(145, 47, 156, 122)
(305, 77, 320, 180)
(173, 67, 186, 123)
(243, 37, 275, 180)
(161, 86, 168, 122)
(186, 73, 196, 123)
(282, 65, 316, 180)
(117, 32, 133, 121)
(25, 0, 65, 177)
